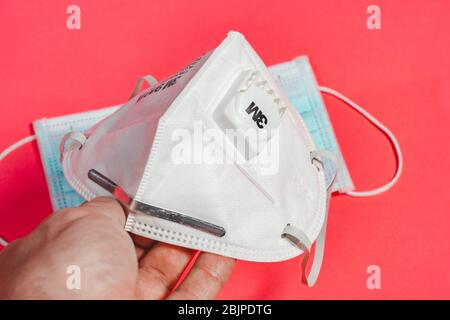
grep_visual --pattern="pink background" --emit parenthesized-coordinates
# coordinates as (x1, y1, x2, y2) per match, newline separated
(0, 1, 449, 299)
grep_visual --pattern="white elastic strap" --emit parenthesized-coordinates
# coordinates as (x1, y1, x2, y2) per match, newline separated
(0, 235, 8, 247)
(282, 151, 337, 287)
(0, 135, 37, 246)
(0, 135, 36, 162)
(318, 86, 403, 197)
(59, 131, 87, 162)
(129, 75, 158, 100)
(311, 149, 339, 190)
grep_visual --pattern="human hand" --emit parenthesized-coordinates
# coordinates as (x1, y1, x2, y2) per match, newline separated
(0, 197, 235, 299)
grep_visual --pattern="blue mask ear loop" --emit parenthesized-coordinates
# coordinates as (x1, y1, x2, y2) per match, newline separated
(0, 135, 37, 246)
(318, 86, 403, 197)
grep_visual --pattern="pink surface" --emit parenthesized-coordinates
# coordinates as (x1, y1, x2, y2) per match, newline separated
(0, 1, 449, 299)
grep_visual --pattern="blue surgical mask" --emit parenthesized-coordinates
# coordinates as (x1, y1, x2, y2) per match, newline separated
(33, 107, 118, 210)
(269, 56, 354, 192)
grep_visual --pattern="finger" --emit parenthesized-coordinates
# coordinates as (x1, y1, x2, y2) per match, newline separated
(168, 252, 235, 300)
(132, 234, 155, 250)
(136, 243, 194, 299)
(132, 234, 156, 260)
(83, 199, 153, 259)
(80, 197, 126, 226)
(137, 242, 193, 299)
(135, 246, 145, 260)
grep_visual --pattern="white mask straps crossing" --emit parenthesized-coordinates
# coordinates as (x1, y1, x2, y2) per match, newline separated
(318, 86, 403, 197)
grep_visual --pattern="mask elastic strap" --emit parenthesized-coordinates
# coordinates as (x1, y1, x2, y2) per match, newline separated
(282, 150, 338, 287)
(0, 134, 37, 246)
(58, 74, 159, 160)
(60, 131, 87, 162)
(0, 236, 8, 247)
(318, 86, 403, 197)
(129, 75, 158, 100)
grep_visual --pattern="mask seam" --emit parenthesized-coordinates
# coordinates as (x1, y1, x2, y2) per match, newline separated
(128, 219, 301, 260)
(134, 117, 168, 201)
(135, 39, 240, 202)
(285, 110, 327, 241)
(135, 52, 225, 201)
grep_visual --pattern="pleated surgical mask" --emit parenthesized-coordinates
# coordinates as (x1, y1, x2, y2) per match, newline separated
(270, 57, 354, 193)
(1, 31, 403, 286)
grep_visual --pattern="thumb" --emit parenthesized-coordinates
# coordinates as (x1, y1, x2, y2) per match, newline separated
(81, 197, 127, 226)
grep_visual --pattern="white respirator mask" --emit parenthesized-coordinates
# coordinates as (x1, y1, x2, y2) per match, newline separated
(54, 31, 402, 287)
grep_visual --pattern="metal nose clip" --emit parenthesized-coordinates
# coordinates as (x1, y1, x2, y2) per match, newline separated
(88, 169, 226, 237)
